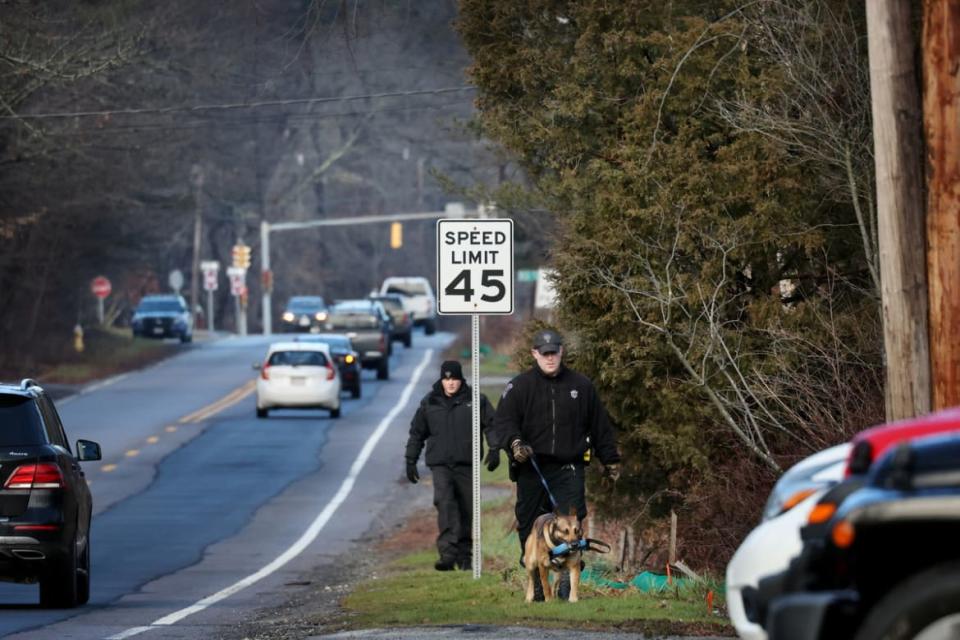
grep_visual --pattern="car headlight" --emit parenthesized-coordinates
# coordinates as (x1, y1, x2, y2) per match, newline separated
(345, 354, 355, 364)
(315, 311, 328, 321)
(282, 312, 295, 322)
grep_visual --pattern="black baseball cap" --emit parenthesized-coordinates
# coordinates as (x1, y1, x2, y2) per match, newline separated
(532, 329, 563, 355)
(440, 360, 465, 381)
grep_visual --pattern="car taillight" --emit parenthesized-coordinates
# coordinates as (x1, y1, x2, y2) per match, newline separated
(4, 463, 63, 489)
(261, 364, 271, 380)
(326, 364, 336, 381)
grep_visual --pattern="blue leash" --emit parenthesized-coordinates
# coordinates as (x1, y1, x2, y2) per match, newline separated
(528, 454, 559, 511)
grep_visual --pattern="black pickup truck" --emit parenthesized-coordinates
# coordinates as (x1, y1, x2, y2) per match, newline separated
(763, 433, 960, 640)
(323, 300, 392, 380)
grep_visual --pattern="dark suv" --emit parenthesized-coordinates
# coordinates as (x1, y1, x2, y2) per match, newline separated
(0, 379, 101, 607)
(131, 294, 193, 343)
(280, 295, 328, 333)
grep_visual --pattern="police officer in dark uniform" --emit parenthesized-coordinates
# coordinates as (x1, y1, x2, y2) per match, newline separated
(493, 329, 621, 598)
(405, 360, 500, 571)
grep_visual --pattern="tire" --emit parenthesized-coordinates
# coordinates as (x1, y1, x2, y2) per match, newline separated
(330, 406, 341, 419)
(377, 359, 389, 380)
(854, 561, 960, 640)
(40, 537, 79, 608)
(403, 332, 412, 348)
(180, 333, 192, 344)
(77, 537, 90, 605)
(256, 407, 268, 418)
(424, 319, 436, 335)
(351, 383, 361, 399)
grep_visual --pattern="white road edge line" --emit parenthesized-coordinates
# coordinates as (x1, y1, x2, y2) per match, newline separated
(105, 348, 434, 640)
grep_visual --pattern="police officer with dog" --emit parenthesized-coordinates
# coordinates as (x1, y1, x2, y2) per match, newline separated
(493, 329, 621, 600)
(405, 360, 500, 571)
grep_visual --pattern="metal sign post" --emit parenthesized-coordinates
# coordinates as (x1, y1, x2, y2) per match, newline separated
(437, 217, 514, 579)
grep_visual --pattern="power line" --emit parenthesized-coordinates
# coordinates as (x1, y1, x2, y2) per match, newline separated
(0, 86, 476, 121)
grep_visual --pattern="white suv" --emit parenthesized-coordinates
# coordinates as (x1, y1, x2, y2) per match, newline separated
(379, 276, 436, 335)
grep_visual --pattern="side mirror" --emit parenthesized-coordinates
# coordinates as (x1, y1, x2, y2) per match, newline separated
(252, 362, 262, 370)
(76, 439, 102, 462)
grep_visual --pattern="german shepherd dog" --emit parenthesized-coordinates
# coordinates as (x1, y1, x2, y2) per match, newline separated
(523, 508, 582, 603)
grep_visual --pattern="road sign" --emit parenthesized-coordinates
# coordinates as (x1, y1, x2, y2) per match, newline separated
(168, 269, 184, 293)
(200, 260, 220, 273)
(90, 276, 111, 299)
(227, 266, 246, 296)
(203, 270, 218, 292)
(436, 218, 514, 315)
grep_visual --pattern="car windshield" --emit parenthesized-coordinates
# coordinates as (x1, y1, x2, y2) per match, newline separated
(326, 312, 379, 330)
(288, 297, 325, 311)
(267, 351, 328, 366)
(137, 299, 184, 313)
(0, 395, 45, 446)
(385, 281, 427, 296)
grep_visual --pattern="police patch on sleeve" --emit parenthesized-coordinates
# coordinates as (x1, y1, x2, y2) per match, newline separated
(570, 390, 578, 399)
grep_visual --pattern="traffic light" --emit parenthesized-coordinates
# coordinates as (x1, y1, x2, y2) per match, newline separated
(232, 243, 251, 269)
(390, 222, 402, 249)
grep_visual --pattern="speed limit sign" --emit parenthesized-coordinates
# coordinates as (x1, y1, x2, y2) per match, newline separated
(436, 218, 513, 315)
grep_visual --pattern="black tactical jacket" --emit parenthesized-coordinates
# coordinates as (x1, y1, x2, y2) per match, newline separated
(492, 364, 620, 465)
(405, 381, 495, 466)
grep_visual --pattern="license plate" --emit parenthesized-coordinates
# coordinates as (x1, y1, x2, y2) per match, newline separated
(299, 317, 310, 326)
(291, 377, 306, 386)
(153, 327, 164, 335)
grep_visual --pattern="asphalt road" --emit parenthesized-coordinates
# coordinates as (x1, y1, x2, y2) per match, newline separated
(0, 330, 451, 639)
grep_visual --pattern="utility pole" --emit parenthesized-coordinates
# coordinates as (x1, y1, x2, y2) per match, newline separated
(189, 164, 205, 331)
(867, 0, 931, 420)
(923, 0, 960, 410)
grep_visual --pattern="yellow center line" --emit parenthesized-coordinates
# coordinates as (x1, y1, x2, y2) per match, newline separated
(102, 464, 117, 473)
(146, 436, 159, 444)
(125, 449, 140, 457)
(179, 380, 257, 424)
(165, 426, 178, 433)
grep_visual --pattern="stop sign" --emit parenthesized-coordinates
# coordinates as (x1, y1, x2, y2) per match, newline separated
(91, 276, 112, 299)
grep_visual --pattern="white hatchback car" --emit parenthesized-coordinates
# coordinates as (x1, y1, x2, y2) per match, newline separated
(255, 342, 341, 419)
(726, 443, 851, 640)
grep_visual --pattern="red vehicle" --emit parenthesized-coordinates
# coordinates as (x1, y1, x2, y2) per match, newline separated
(845, 406, 960, 475)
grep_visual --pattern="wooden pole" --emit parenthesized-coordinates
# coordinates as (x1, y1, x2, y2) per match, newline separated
(867, 0, 931, 420)
(924, 0, 960, 410)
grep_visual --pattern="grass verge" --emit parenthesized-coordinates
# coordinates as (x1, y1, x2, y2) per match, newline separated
(336, 464, 733, 636)
(33, 327, 180, 384)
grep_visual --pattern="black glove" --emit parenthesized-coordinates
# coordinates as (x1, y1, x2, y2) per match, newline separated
(484, 448, 501, 472)
(405, 459, 419, 484)
(510, 438, 533, 463)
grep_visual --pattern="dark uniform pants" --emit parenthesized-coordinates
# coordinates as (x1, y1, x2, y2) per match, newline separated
(515, 461, 587, 560)
(431, 464, 473, 563)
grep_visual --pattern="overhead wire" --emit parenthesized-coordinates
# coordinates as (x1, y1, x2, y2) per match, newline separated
(0, 85, 476, 121)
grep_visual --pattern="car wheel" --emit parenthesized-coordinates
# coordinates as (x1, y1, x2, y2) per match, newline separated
(854, 561, 960, 640)
(180, 333, 192, 344)
(40, 536, 80, 608)
(330, 406, 341, 419)
(77, 537, 90, 605)
(424, 319, 436, 335)
(256, 407, 268, 418)
(403, 332, 412, 348)
(377, 359, 389, 380)
(351, 383, 361, 399)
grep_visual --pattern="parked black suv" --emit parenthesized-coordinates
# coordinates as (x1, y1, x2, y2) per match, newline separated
(131, 294, 193, 343)
(762, 433, 960, 640)
(0, 379, 101, 607)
